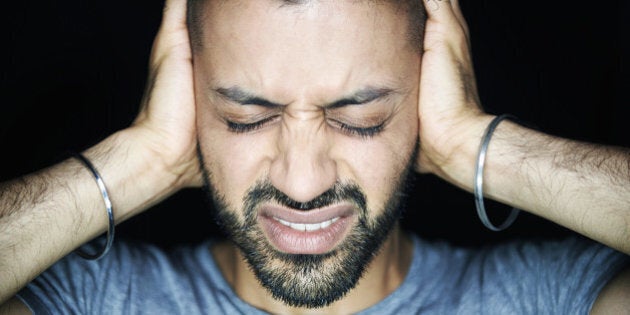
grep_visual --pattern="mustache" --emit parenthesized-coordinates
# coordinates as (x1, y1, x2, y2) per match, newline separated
(244, 180, 367, 212)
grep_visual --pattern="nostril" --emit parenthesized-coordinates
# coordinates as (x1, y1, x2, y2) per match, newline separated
(268, 159, 338, 204)
(276, 187, 340, 211)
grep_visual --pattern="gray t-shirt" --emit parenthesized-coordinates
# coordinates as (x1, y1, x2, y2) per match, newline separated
(17, 234, 629, 314)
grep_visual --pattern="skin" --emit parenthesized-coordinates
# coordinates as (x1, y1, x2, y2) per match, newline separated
(195, 1, 420, 209)
(194, 1, 419, 312)
(0, 0, 628, 313)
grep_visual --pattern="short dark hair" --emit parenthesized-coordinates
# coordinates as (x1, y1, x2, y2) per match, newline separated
(186, 0, 427, 52)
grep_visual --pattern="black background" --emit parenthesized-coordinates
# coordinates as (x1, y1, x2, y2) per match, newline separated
(1, 1, 628, 249)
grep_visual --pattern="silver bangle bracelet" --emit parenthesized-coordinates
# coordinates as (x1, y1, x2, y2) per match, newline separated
(74, 153, 115, 260)
(474, 114, 520, 231)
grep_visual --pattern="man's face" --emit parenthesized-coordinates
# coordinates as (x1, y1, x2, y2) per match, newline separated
(194, 0, 420, 308)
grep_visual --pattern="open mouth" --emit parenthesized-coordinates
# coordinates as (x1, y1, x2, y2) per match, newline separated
(258, 204, 357, 255)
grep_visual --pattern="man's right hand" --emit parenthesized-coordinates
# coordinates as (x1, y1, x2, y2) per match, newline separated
(0, 0, 198, 304)
(79, 0, 201, 222)
(130, 0, 201, 191)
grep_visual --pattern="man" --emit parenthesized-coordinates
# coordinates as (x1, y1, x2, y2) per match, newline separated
(0, 0, 628, 313)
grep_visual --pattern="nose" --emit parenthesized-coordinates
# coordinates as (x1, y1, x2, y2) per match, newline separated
(269, 116, 337, 203)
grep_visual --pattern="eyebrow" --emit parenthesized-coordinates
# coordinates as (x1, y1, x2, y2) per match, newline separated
(326, 87, 395, 109)
(215, 87, 284, 108)
(214, 86, 396, 109)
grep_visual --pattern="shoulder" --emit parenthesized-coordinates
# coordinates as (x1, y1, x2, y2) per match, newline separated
(477, 234, 628, 270)
(17, 238, 220, 314)
(475, 235, 629, 313)
(399, 233, 629, 314)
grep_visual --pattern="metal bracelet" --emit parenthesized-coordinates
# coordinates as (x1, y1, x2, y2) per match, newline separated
(474, 114, 520, 231)
(74, 153, 115, 260)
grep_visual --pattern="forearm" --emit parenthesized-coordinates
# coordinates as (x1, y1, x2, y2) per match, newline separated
(0, 128, 186, 303)
(439, 117, 630, 254)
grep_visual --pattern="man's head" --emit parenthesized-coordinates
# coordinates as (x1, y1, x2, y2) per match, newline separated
(190, 0, 426, 309)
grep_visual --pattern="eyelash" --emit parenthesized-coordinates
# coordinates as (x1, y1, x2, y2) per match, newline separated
(226, 117, 385, 138)
(336, 121, 385, 138)
(227, 116, 277, 133)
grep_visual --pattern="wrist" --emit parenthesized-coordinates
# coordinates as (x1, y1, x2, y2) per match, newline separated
(426, 114, 536, 208)
(81, 127, 196, 222)
(420, 113, 495, 191)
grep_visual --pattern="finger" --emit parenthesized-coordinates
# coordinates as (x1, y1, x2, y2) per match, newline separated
(141, 0, 192, 112)
(450, 0, 471, 43)
(151, 0, 189, 63)
(159, 0, 188, 34)
(423, 0, 469, 48)
(424, 0, 460, 27)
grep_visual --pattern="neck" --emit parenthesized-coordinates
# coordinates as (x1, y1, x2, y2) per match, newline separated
(212, 225, 413, 314)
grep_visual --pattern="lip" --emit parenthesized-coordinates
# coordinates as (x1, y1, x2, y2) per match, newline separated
(258, 204, 357, 255)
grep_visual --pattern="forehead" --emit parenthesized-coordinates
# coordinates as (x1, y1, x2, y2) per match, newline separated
(196, 0, 417, 98)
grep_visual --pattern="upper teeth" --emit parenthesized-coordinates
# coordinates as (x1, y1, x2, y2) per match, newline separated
(274, 217, 339, 232)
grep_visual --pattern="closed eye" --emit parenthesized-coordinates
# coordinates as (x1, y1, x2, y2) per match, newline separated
(329, 119, 385, 138)
(226, 116, 279, 133)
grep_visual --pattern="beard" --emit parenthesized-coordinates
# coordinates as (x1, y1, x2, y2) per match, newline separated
(198, 142, 418, 308)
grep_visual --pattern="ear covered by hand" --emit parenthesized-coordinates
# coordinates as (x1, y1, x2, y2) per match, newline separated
(415, 0, 493, 179)
(132, 0, 202, 189)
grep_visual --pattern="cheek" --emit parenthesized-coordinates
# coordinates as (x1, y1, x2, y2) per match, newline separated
(332, 108, 418, 212)
(197, 104, 273, 210)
